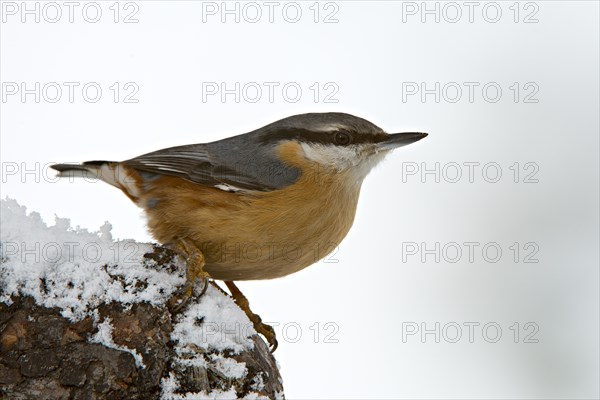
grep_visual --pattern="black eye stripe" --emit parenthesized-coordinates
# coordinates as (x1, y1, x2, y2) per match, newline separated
(334, 131, 351, 145)
(260, 128, 387, 145)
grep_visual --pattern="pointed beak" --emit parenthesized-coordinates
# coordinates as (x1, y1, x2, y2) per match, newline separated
(377, 132, 428, 151)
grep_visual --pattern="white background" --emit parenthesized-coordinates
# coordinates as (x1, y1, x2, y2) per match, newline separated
(1, 1, 599, 398)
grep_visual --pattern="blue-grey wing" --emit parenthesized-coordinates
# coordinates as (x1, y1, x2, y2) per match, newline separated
(123, 136, 300, 192)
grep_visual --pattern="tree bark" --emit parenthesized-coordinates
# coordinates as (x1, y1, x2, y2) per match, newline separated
(0, 246, 284, 400)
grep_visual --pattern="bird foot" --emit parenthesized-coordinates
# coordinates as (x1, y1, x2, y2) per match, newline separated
(168, 239, 210, 313)
(224, 281, 278, 352)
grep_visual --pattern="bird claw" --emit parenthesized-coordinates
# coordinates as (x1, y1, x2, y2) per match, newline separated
(224, 281, 279, 352)
(168, 243, 278, 351)
(168, 275, 210, 313)
(168, 239, 210, 313)
(252, 314, 278, 352)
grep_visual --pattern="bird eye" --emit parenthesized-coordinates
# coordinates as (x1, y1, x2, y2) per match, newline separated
(334, 132, 351, 145)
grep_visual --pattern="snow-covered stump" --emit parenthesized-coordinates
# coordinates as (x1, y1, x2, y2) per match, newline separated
(0, 199, 284, 399)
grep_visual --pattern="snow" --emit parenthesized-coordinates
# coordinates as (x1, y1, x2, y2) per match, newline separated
(163, 283, 257, 398)
(0, 197, 185, 320)
(167, 285, 256, 397)
(250, 373, 266, 392)
(160, 372, 272, 400)
(210, 353, 248, 379)
(0, 198, 267, 398)
(160, 373, 238, 400)
(170, 285, 256, 354)
(90, 317, 146, 369)
(240, 393, 270, 400)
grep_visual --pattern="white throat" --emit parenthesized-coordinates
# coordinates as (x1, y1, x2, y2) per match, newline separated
(300, 142, 388, 181)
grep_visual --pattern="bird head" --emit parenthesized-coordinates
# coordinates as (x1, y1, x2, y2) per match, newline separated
(258, 112, 428, 181)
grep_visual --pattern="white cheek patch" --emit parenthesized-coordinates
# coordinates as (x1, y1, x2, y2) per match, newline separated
(300, 142, 389, 181)
(300, 143, 361, 169)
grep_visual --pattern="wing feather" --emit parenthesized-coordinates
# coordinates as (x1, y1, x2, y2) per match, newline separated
(123, 141, 299, 192)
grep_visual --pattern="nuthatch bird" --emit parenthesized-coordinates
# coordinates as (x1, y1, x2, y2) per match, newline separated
(51, 112, 427, 349)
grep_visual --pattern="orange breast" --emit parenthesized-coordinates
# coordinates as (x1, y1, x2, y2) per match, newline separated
(132, 141, 362, 280)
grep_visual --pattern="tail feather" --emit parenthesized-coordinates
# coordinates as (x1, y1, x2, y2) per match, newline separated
(51, 161, 141, 200)
(51, 161, 113, 180)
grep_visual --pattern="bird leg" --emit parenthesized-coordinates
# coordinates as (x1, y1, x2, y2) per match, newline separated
(224, 281, 278, 352)
(169, 238, 210, 311)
